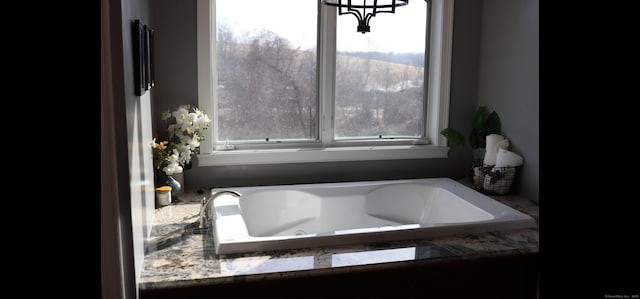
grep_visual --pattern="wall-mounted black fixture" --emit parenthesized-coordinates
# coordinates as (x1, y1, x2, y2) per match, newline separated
(132, 19, 155, 96)
(322, 0, 409, 34)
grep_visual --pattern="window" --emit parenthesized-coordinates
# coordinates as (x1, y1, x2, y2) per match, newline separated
(215, 0, 319, 143)
(334, 3, 427, 140)
(197, 0, 454, 166)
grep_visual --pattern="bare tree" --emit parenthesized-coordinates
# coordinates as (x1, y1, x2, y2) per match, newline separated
(217, 29, 318, 141)
(217, 27, 424, 141)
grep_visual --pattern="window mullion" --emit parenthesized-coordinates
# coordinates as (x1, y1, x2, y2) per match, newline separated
(197, 0, 215, 154)
(426, 0, 454, 146)
(319, 3, 337, 146)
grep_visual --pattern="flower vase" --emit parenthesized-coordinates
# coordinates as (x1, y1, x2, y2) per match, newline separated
(172, 172, 185, 196)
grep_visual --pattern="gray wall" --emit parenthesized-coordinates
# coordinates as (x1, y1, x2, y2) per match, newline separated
(151, 0, 484, 190)
(119, 0, 155, 286)
(477, 0, 539, 202)
(151, 0, 199, 140)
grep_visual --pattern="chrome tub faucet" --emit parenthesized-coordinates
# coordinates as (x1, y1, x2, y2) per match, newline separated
(199, 190, 241, 229)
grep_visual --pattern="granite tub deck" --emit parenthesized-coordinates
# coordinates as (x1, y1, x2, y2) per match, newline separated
(140, 185, 539, 297)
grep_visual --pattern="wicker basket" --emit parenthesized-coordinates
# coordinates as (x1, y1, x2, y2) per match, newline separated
(482, 166, 518, 195)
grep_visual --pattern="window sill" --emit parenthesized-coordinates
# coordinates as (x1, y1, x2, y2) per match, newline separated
(197, 145, 449, 166)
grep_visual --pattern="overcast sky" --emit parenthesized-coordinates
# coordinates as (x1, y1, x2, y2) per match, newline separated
(216, 0, 427, 53)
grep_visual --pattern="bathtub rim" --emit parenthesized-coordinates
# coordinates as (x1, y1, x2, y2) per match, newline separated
(210, 177, 536, 255)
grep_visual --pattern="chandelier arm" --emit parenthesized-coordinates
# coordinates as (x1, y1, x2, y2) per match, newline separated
(328, 0, 407, 9)
(339, 6, 364, 22)
(324, 0, 409, 33)
(348, 0, 365, 20)
(364, 13, 374, 24)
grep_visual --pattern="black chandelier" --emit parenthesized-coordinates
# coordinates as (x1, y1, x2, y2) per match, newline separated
(323, 0, 409, 34)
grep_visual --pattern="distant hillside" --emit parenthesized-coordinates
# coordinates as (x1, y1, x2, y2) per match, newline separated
(221, 41, 424, 92)
(337, 51, 425, 68)
(335, 53, 424, 92)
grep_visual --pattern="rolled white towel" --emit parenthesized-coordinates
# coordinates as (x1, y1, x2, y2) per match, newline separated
(497, 139, 510, 150)
(495, 149, 524, 167)
(483, 134, 505, 166)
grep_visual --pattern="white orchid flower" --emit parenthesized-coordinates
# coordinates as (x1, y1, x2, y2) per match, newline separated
(189, 139, 200, 149)
(188, 112, 198, 123)
(172, 107, 189, 125)
(163, 162, 183, 175)
(157, 106, 210, 176)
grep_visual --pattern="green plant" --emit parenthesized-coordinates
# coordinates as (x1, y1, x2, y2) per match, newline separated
(440, 106, 501, 148)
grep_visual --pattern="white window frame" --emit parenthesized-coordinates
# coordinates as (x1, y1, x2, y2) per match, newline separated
(196, 0, 453, 166)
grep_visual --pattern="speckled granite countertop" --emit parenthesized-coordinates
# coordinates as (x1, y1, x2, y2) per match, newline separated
(139, 182, 539, 290)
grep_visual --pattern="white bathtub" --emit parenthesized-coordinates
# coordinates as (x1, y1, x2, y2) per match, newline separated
(210, 178, 536, 255)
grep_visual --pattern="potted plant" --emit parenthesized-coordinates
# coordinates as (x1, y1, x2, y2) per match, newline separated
(440, 106, 501, 156)
(152, 104, 211, 200)
(440, 106, 501, 188)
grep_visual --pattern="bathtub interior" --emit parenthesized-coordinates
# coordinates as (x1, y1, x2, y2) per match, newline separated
(211, 178, 536, 254)
(239, 183, 495, 237)
(365, 183, 494, 224)
(240, 189, 322, 237)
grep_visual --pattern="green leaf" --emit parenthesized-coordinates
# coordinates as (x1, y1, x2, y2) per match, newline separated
(472, 106, 488, 130)
(484, 111, 502, 135)
(469, 127, 488, 149)
(440, 128, 465, 147)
